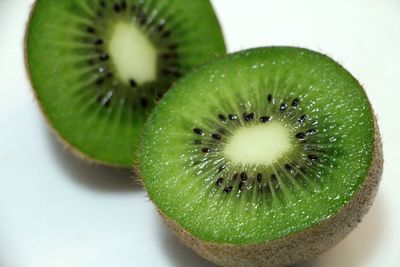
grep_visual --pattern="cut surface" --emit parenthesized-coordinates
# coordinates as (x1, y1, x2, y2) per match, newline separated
(140, 47, 376, 245)
(26, 0, 226, 166)
(224, 123, 292, 166)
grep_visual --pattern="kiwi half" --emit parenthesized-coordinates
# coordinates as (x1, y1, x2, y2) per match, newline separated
(140, 47, 383, 267)
(25, 0, 226, 167)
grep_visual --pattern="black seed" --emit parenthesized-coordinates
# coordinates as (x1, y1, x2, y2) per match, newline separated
(156, 23, 165, 32)
(216, 178, 223, 187)
(99, 1, 106, 7)
(217, 166, 224, 172)
(279, 103, 288, 112)
(284, 164, 292, 171)
(169, 43, 179, 50)
(193, 128, 203, 135)
(121, 1, 127, 10)
(113, 3, 121, 12)
(295, 132, 306, 140)
(97, 11, 103, 17)
(156, 91, 164, 99)
(211, 133, 221, 140)
(194, 140, 202, 145)
(307, 128, 318, 135)
(95, 77, 104, 85)
(267, 94, 273, 103)
(270, 174, 278, 181)
(173, 71, 182, 78)
(161, 53, 173, 60)
(106, 72, 113, 78)
(170, 53, 180, 60)
(308, 154, 319, 161)
(202, 147, 210, 153)
(87, 27, 96, 34)
(87, 59, 95, 65)
(257, 173, 263, 182)
(259, 116, 271, 123)
(223, 186, 233, 194)
(228, 114, 238, 120)
(218, 114, 226, 122)
(298, 114, 308, 123)
(129, 79, 137, 87)
(292, 98, 300, 107)
(104, 97, 111, 107)
(240, 172, 248, 181)
(162, 30, 171, 38)
(140, 97, 148, 107)
(94, 38, 103, 45)
(99, 53, 109, 61)
(238, 181, 245, 191)
(138, 11, 147, 25)
(244, 112, 254, 121)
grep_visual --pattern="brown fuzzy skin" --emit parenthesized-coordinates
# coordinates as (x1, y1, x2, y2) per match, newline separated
(158, 119, 383, 267)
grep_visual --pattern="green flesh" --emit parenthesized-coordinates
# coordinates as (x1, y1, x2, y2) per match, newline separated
(140, 47, 375, 244)
(26, 0, 226, 167)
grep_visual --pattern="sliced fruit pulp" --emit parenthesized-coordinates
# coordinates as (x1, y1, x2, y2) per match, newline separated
(26, 0, 226, 166)
(141, 47, 375, 244)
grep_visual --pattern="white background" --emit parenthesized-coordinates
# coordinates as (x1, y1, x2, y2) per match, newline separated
(1, 0, 399, 266)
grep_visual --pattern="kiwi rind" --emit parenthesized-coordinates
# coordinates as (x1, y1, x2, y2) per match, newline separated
(158, 119, 382, 267)
(25, 0, 227, 168)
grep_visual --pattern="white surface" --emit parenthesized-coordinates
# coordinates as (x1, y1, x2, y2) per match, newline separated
(0, 0, 399, 266)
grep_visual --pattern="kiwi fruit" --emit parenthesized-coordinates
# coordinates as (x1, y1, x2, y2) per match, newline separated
(140, 47, 383, 267)
(25, 0, 226, 167)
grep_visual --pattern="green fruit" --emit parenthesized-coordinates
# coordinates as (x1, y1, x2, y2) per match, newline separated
(25, 0, 226, 167)
(140, 47, 383, 267)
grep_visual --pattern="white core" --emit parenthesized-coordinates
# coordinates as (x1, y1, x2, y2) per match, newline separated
(224, 122, 292, 166)
(108, 21, 158, 85)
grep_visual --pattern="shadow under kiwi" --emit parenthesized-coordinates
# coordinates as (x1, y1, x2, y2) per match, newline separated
(157, 216, 218, 267)
(293, 194, 386, 267)
(46, 129, 141, 193)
